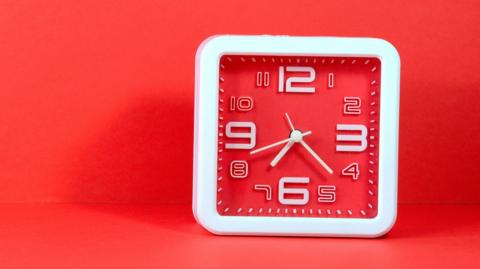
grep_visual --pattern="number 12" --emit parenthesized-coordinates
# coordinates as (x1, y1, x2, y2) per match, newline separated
(278, 66, 316, 93)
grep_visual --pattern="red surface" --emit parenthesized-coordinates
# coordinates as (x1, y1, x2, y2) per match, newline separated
(0, 204, 479, 269)
(0, 0, 479, 204)
(0, 0, 479, 268)
(217, 56, 380, 218)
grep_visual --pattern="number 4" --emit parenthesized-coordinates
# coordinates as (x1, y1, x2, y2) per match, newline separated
(342, 163, 360, 180)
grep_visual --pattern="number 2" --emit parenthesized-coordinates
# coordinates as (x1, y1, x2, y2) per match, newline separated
(344, 97, 361, 115)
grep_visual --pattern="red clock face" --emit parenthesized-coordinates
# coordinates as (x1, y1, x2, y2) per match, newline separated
(216, 55, 381, 218)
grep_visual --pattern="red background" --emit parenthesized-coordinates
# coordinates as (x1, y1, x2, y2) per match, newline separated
(0, 0, 479, 268)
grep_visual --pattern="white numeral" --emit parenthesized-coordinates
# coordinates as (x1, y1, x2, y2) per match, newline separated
(278, 177, 309, 205)
(229, 96, 253, 111)
(336, 124, 367, 152)
(225, 122, 256, 149)
(254, 184, 272, 201)
(342, 163, 359, 180)
(256, 72, 270, 87)
(318, 185, 336, 203)
(344, 97, 361, 115)
(328, 73, 334, 88)
(230, 160, 248, 179)
(278, 66, 316, 93)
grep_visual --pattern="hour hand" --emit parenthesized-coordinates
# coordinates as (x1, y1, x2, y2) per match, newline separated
(270, 140, 294, 167)
(250, 137, 291, 155)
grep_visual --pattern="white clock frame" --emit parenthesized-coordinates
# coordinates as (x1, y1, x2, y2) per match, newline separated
(193, 35, 400, 237)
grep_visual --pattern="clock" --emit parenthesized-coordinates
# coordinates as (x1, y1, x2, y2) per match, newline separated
(193, 35, 400, 237)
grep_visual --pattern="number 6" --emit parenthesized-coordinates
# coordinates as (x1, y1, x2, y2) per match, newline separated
(278, 177, 310, 205)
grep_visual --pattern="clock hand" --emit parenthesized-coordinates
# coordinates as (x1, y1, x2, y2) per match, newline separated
(270, 140, 294, 167)
(285, 113, 295, 131)
(299, 140, 334, 174)
(250, 131, 312, 155)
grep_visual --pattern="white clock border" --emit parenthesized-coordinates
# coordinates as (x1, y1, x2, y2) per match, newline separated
(193, 35, 400, 237)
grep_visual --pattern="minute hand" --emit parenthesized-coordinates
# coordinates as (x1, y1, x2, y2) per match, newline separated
(300, 140, 334, 174)
(250, 131, 312, 155)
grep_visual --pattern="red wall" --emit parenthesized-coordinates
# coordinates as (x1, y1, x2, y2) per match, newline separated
(0, 0, 479, 204)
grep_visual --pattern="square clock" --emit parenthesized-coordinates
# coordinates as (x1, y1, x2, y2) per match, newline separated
(193, 35, 400, 237)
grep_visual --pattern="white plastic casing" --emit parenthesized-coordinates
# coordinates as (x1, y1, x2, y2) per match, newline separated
(193, 35, 400, 237)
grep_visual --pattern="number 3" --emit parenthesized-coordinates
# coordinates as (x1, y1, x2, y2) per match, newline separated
(336, 124, 368, 152)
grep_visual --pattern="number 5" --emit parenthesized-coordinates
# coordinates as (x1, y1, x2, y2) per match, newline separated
(318, 185, 336, 203)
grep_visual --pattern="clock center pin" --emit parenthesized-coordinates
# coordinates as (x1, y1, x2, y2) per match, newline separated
(290, 130, 303, 143)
